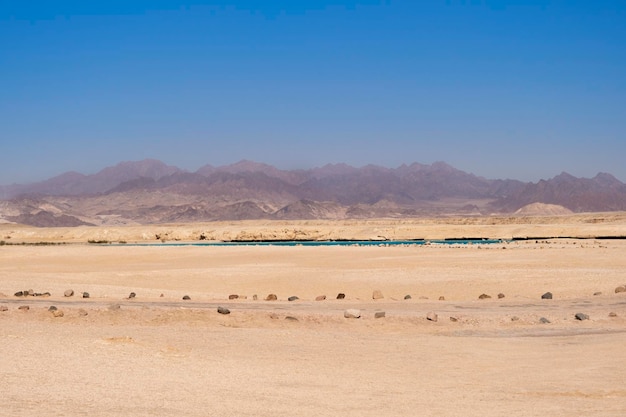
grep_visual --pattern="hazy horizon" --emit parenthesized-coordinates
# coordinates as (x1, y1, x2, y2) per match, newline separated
(2, 1, 625, 184)
(1, 157, 624, 187)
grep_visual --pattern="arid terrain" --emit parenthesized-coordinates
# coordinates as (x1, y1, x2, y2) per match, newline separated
(1, 215, 626, 416)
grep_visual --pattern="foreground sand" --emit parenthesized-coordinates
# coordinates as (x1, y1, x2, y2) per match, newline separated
(1, 219, 626, 416)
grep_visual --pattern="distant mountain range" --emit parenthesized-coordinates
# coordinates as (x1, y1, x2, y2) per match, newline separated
(1, 159, 625, 226)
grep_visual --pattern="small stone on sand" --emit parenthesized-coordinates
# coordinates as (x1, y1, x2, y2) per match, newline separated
(336, 293, 346, 300)
(182, 295, 191, 300)
(287, 296, 299, 301)
(478, 294, 491, 299)
(265, 294, 278, 301)
(372, 290, 384, 300)
(374, 311, 386, 318)
(344, 309, 361, 319)
(315, 295, 326, 301)
(64, 289, 74, 297)
(541, 292, 553, 299)
(217, 306, 230, 315)
(574, 312, 589, 321)
(426, 312, 438, 322)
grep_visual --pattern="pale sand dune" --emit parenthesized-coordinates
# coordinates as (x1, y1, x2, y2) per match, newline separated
(1, 219, 625, 416)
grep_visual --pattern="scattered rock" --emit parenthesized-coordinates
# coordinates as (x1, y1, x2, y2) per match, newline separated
(108, 303, 121, 311)
(541, 292, 553, 300)
(182, 295, 191, 300)
(426, 312, 438, 322)
(228, 294, 239, 300)
(217, 306, 230, 315)
(372, 290, 384, 300)
(0, 305, 8, 312)
(252, 294, 258, 300)
(27, 289, 34, 296)
(82, 292, 90, 298)
(159, 293, 164, 298)
(287, 296, 299, 302)
(404, 294, 412, 300)
(64, 289, 74, 297)
(52, 310, 64, 318)
(265, 294, 278, 301)
(344, 309, 361, 319)
(128, 292, 136, 299)
(78, 309, 88, 317)
(539, 317, 551, 324)
(18, 305, 29, 311)
(438, 296, 445, 301)
(336, 293, 346, 300)
(575, 313, 589, 321)
(284, 316, 298, 322)
(40, 292, 51, 297)
(593, 292, 602, 296)
(48, 306, 58, 312)
(615, 286, 626, 294)
(14, 291, 24, 297)
(497, 293, 505, 299)
(478, 293, 491, 300)
(374, 311, 386, 319)
(315, 295, 326, 301)
(511, 316, 520, 321)
(608, 312, 617, 317)
(449, 316, 458, 322)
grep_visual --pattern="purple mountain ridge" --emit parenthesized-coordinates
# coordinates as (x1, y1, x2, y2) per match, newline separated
(1, 159, 625, 226)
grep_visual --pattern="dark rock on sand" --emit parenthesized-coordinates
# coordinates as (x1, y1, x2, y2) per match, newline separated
(14, 291, 24, 297)
(374, 311, 386, 319)
(575, 313, 589, 321)
(128, 292, 136, 299)
(64, 289, 74, 297)
(336, 293, 346, 300)
(615, 285, 626, 294)
(265, 294, 278, 301)
(182, 295, 191, 300)
(48, 306, 58, 312)
(217, 306, 230, 315)
(285, 316, 298, 322)
(228, 294, 239, 300)
(18, 305, 29, 311)
(404, 294, 412, 300)
(498, 293, 505, 299)
(541, 292, 553, 300)
(426, 312, 438, 322)
(82, 292, 90, 298)
(449, 316, 459, 322)
(287, 296, 299, 301)
(539, 317, 551, 324)
(608, 312, 617, 317)
(439, 296, 445, 301)
(478, 294, 491, 300)
(593, 292, 602, 296)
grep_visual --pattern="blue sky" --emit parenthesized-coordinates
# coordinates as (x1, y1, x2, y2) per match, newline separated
(1, 0, 625, 184)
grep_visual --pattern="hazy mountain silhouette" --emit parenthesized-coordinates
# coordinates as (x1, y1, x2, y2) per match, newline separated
(1, 159, 625, 226)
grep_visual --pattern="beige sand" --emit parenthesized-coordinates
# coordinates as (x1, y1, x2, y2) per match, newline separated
(1, 218, 625, 416)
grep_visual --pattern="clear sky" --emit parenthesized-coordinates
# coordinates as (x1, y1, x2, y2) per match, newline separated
(1, 0, 625, 184)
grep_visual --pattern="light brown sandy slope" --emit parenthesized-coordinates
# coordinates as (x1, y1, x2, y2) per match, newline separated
(0, 218, 625, 416)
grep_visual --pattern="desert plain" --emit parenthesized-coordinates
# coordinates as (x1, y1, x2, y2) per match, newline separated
(1, 214, 626, 416)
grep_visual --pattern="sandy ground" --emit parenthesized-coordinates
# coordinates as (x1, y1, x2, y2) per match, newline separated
(1, 221, 626, 416)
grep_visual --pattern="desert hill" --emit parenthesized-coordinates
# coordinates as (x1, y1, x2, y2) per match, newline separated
(1, 159, 626, 226)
